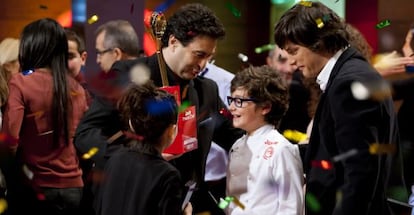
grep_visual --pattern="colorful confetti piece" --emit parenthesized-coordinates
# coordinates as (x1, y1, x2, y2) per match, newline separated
(299, 1, 312, 7)
(315, 18, 324, 28)
(88, 15, 99, 25)
(22, 69, 34, 76)
(82, 147, 99, 159)
(179, 101, 191, 113)
(232, 196, 245, 210)
(22, 165, 34, 180)
(368, 143, 396, 155)
(283, 129, 307, 143)
(26, 111, 44, 118)
(376, 19, 391, 29)
(255, 44, 276, 54)
(218, 197, 230, 209)
(332, 149, 358, 162)
(217, 196, 245, 210)
(0, 198, 8, 214)
(306, 192, 321, 212)
(311, 160, 333, 170)
(225, 2, 241, 17)
(350, 80, 392, 101)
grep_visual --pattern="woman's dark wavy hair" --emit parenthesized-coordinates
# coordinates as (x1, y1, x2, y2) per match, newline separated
(274, 1, 349, 55)
(19, 18, 71, 146)
(161, 3, 225, 47)
(230, 65, 289, 128)
(118, 82, 178, 146)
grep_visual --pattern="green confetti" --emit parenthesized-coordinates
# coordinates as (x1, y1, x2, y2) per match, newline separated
(178, 101, 191, 113)
(306, 192, 321, 212)
(387, 186, 409, 202)
(255, 44, 275, 54)
(376, 19, 391, 29)
(218, 197, 231, 209)
(225, 2, 241, 17)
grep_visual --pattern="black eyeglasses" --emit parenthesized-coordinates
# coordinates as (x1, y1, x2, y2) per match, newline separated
(227, 96, 257, 108)
(96, 48, 114, 56)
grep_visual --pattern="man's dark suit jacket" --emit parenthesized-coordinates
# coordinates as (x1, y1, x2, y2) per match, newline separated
(305, 47, 399, 215)
(74, 53, 242, 185)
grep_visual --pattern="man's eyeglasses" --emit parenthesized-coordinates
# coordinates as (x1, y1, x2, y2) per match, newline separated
(227, 96, 257, 108)
(96, 48, 114, 56)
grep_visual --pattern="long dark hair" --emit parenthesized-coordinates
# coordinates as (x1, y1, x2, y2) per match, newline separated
(19, 18, 71, 146)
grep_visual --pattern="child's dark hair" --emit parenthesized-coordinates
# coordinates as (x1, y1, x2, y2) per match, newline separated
(117, 82, 178, 145)
(231, 65, 289, 127)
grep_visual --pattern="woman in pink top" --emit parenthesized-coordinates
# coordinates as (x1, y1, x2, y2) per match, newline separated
(1, 18, 87, 215)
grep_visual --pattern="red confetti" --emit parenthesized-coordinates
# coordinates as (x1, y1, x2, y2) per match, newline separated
(311, 160, 333, 170)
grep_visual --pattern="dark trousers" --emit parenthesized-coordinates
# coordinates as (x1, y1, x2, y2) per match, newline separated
(7, 185, 82, 215)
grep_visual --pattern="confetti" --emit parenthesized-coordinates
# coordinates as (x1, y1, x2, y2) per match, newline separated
(350, 80, 391, 101)
(22, 164, 34, 180)
(37, 193, 46, 201)
(237, 53, 248, 62)
(219, 108, 233, 119)
(368, 143, 396, 155)
(82, 147, 99, 159)
(217, 196, 245, 210)
(254, 44, 275, 54)
(0, 198, 7, 214)
(26, 110, 44, 118)
(332, 149, 358, 162)
(218, 197, 231, 209)
(315, 18, 324, 28)
(322, 14, 331, 22)
(387, 186, 409, 203)
(225, 2, 241, 17)
(306, 192, 321, 212)
(88, 15, 99, 25)
(231, 196, 245, 210)
(22, 69, 34, 76)
(130, 64, 150, 85)
(299, 1, 312, 7)
(147, 99, 176, 115)
(311, 160, 333, 170)
(283, 129, 307, 143)
(179, 101, 191, 113)
(376, 20, 391, 29)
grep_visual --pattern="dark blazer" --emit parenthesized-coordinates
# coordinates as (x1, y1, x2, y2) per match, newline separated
(96, 144, 183, 215)
(74, 54, 242, 185)
(305, 47, 399, 215)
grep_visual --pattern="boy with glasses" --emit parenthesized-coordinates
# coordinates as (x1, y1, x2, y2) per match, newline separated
(226, 65, 304, 215)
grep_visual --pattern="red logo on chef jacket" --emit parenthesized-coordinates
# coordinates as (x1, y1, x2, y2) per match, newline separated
(264, 140, 277, 145)
(263, 146, 274, 160)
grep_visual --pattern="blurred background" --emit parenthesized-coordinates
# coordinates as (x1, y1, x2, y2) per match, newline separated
(0, 0, 413, 74)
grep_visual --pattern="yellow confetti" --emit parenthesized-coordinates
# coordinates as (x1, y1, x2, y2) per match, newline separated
(283, 129, 307, 143)
(231, 196, 245, 210)
(0, 198, 8, 214)
(315, 18, 324, 28)
(26, 111, 44, 118)
(82, 147, 99, 159)
(71, 91, 80, 96)
(299, 1, 312, 7)
(368, 143, 396, 155)
(88, 15, 99, 24)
